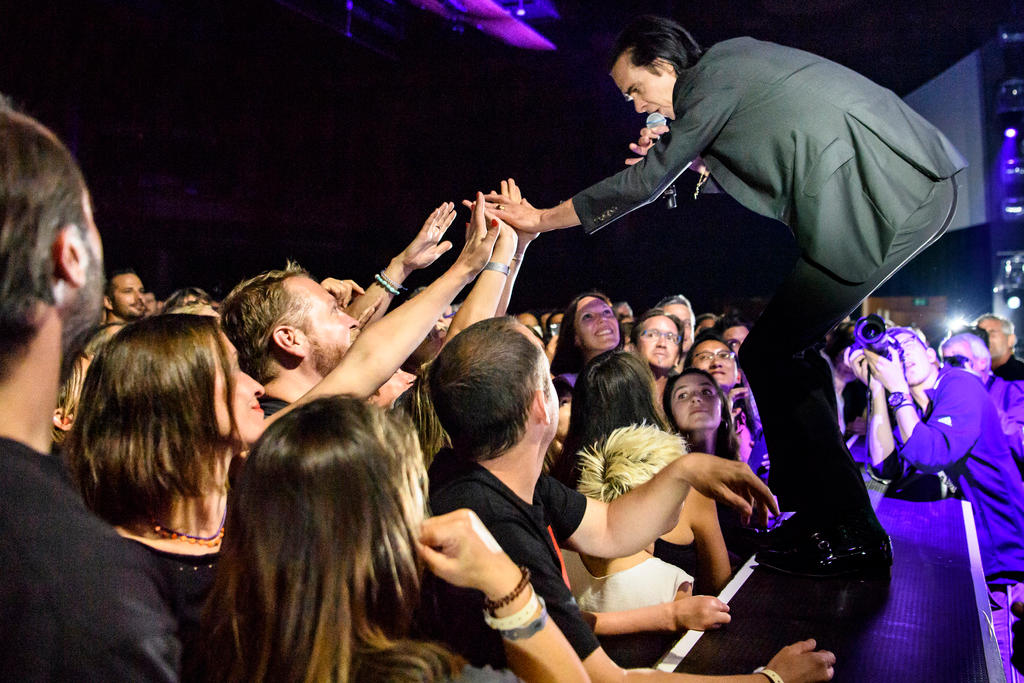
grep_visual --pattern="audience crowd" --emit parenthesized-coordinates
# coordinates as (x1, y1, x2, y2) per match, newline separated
(4, 96, 1024, 683)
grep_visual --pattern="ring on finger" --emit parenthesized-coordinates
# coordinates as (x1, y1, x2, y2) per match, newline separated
(496, 204, 504, 211)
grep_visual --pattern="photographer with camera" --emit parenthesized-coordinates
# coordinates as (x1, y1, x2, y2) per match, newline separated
(846, 323, 1024, 680)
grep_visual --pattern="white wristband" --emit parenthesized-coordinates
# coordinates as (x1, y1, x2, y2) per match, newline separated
(483, 586, 539, 630)
(753, 667, 784, 683)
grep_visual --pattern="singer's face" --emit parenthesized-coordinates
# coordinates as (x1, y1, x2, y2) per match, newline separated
(610, 52, 677, 119)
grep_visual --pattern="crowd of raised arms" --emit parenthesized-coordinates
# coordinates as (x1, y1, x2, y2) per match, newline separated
(4, 87, 1024, 683)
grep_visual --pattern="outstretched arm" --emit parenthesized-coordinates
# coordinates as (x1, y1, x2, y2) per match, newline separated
(267, 194, 498, 423)
(444, 208, 518, 342)
(477, 192, 581, 234)
(566, 453, 777, 560)
(491, 179, 538, 316)
(346, 202, 457, 324)
(585, 593, 730, 635)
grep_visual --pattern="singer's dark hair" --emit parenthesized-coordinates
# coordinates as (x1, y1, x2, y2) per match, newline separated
(609, 15, 704, 75)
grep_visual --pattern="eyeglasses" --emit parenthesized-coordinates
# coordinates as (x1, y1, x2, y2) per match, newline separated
(639, 329, 682, 344)
(692, 349, 736, 364)
(942, 354, 970, 368)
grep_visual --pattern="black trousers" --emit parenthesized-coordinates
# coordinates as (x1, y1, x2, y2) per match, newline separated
(739, 176, 958, 521)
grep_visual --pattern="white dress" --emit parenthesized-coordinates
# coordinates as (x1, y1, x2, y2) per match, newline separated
(563, 550, 693, 613)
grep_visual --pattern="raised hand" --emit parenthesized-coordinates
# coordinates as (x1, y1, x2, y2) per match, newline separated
(399, 202, 457, 272)
(452, 192, 500, 277)
(492, 219, 519, 264)
(728, 385, 749, 405)
(477, 193, 543, 233)
(679, 453, 779, 526)
(319, 278, 364, 308)
(498, 177, 523, 205)
(764, 639, 836, 682)
(499, 178, 541, 250)
(625, 123, 669, 165)
(863, 348, 910, 395)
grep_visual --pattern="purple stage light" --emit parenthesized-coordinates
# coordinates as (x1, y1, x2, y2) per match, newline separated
(1007, 127, 1018, 139)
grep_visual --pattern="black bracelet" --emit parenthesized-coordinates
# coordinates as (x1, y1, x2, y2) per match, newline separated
(483, 566, 531, 616)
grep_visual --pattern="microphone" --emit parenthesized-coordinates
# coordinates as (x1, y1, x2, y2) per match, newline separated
(645, 112, 668, 129)
(645, 113, 677, 209)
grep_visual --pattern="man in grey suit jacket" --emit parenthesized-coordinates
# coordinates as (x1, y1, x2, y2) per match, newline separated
(486, 15, 965, 577)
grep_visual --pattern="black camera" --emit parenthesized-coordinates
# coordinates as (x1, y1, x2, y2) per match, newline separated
(850, 314, 899, 358)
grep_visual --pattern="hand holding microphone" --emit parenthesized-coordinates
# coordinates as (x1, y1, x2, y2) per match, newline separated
(629, 113, 678, 208)
(625, 112, 671, 166)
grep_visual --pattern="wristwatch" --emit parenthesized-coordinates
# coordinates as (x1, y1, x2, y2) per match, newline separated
(887, 392, 911, 409)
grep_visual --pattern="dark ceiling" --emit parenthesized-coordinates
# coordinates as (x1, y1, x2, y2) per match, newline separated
(0, 0, 1018, 312)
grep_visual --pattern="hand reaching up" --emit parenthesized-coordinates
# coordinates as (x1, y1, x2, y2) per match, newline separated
(452, 192, 500, 278)
(319, 278, 364, 308)
(479, 180, 544, 234)
(399, 202, 457, 272)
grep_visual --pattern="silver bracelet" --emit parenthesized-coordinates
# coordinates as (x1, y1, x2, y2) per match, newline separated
(482, 261, 510, 276)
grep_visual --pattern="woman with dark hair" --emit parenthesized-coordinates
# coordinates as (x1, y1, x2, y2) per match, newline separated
(664, 367, 766, 567)
(686, 329, 767, 474)
(198, 396, 586, 683)
(630, 307, 684, 405)
(556, 351, 731, 597)
(663, 368, 740, 461)
(554, 350, 665, 488)
(549, 291, 623, 382)
(67, 314, 267, 663)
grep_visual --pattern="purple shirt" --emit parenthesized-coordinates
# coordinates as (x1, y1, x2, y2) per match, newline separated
(899, 368, 1024, 582)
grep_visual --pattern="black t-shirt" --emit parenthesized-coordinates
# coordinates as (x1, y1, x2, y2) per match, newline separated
(137, 544, 218, 675)
(258, 395, 290, 417)
(421, 449, 596, 668)
(0, 437, 180, 681)
(995, 355, 1024, 382)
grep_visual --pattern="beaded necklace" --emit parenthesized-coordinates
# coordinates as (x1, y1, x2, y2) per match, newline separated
(151, 507, 226, 548)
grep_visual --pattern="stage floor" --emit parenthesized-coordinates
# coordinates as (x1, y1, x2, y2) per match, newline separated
(654, 496, 1004, 681)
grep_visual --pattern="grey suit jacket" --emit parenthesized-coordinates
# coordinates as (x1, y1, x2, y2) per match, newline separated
(573, 37, 966, 282)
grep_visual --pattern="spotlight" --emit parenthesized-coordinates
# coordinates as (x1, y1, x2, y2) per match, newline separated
(1008, 128, 1019, 139)
(947, 317, 968, 332)
(995, 253, 1024, 311)
(1003, 198, 1024, 218)
(516, 0, 525, 15)
(998, 78, 1024, 114)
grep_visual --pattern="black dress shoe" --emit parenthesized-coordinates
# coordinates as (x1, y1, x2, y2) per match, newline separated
(755, 517, 893, 579)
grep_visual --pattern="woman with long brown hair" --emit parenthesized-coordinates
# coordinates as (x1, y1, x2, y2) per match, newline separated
(550, 291, 623, 382)
(198, 396, 587, 683)
(67, 314, 267, 662)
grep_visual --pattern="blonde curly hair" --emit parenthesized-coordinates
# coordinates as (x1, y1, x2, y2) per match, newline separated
(576, 424, 688, 503)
